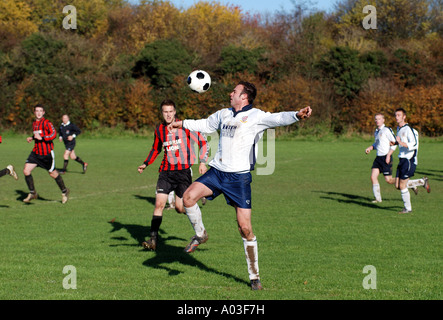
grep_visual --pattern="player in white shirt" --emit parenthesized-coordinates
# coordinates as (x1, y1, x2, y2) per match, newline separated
(168, 81, 312, 290)
(365, 113, 397, 203)
(391, 108, 430, 214)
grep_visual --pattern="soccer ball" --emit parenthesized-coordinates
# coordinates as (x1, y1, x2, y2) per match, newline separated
(187, 70, 211, 93)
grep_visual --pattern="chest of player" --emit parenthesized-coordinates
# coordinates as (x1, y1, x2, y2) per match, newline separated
(33, 121, 48, 136)
(219, 113, 258, 146)
(60, 126, 73, 137)
(161, 129, 191, 153)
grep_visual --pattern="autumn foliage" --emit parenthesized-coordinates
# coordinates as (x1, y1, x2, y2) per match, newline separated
(0, 0, 442, 136)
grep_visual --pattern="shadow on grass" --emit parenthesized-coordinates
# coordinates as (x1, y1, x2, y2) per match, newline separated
(314, 191, 401, 212)
(133, 194, 156, 206)
(15, 189, 54, 204)
(108, 220, 249, 287)
(416, 168, 443, 182)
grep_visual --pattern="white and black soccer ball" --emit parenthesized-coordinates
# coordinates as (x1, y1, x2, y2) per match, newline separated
(187, 70, 211, 93)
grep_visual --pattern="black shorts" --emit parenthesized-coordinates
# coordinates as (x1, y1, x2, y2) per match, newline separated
(156, 169, 192, 198)
(64, 140, 76, 151)
(26, 151, 56, 172)
(396, 158, 416, 180)
(372, 155, 393, 176)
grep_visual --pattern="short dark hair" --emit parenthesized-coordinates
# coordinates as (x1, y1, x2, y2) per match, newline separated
(160, 99, 176, 111)
(238, 81, 257, 104)
(395, 108, 407, 116)
(33, 104, 44, 111)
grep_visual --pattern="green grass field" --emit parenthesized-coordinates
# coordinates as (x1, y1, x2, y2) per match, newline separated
(0, 134, 442, 300)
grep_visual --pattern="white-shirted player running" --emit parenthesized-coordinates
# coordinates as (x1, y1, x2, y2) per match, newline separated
(392, 108, 430, 214)
(168, 81, 312, 290)
(365, 113, 397, 203)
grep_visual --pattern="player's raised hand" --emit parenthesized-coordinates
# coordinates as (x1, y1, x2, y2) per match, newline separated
(167, 120, 183, 133)
(298, 106, 312, 119)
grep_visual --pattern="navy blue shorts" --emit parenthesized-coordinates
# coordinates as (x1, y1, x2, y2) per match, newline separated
(372, 155, 393, 176)
(196, 167, 252, 209)
(64, 140, 76, 151)
(396, 158, 416, 180)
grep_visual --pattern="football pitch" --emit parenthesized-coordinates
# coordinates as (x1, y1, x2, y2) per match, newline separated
(0, 135, 442, 300)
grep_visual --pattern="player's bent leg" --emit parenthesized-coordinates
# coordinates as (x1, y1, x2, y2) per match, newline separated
(143, 193, 167, 251)
(49, 170, 69, 204)
(174, 196, 186, 214)
(183, 182, 212, 208)
(183, 183, 212, 253)
(23, 163, 38, 202)
(384, 175, 395, 185)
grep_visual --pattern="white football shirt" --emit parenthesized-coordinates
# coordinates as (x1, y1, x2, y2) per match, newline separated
(183, 105, 300, 173)
(372, 125, 397, 156)
(396, 124, 418, 162)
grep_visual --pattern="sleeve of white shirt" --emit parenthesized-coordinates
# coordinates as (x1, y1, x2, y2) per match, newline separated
(183, 110, 222, 134)
(256, 111, 300, 132)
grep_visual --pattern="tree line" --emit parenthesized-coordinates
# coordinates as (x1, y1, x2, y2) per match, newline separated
(0, 0, 442, 136)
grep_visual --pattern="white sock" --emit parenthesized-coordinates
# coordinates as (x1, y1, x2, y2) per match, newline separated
(242, 237, 259, 281)
(401, 188, 412, 211)
(407, 179, 424, 188)
(372, 184, 382, 202)
(185, 203, 205, 237)
(168, 191, 175, 204)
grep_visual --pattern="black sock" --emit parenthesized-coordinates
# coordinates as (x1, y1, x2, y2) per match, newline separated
(25, 175, 35, 193)
(55, 175, 67, 193)
(0, 168, 9, 177)
(150, 216, 163, 238)
(75, 157, 84, 166)
(63, 160, 69, 171)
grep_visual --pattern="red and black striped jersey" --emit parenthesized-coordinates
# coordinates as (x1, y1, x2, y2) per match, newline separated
(31, 117, 57, 156)
(144, 121, 209, 172)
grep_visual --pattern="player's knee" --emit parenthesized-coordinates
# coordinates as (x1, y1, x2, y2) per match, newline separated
(183, 192, 196, 208)
(238, 225, 253, 239)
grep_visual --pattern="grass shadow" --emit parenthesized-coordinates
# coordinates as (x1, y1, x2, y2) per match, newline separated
(134, 195, 156, 206)
(108, 219, 249, 287)
(15, 189, 53, 204)
(415, 168, 443, 182)
(314, 191, 401, 212)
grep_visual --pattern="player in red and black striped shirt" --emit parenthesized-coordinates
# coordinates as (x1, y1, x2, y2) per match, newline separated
(138, 99, 209, 250)
(23, 104, 70, 204)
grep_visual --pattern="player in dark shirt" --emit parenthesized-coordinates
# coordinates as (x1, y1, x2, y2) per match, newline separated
(58, 114, 88, 174)
(137, 99, 209, 251)
(23, 104, 69, 204)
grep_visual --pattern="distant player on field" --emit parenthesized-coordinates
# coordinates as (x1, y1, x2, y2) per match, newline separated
(0, 135, 18, 180)
(138, 99, 209, 251)
(392, 108, 430, 214)
(23, 104, 70, 204)
(58, 114, 88, 174)
(168, 81, 312, 290)
(365, 113, 397, 203)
